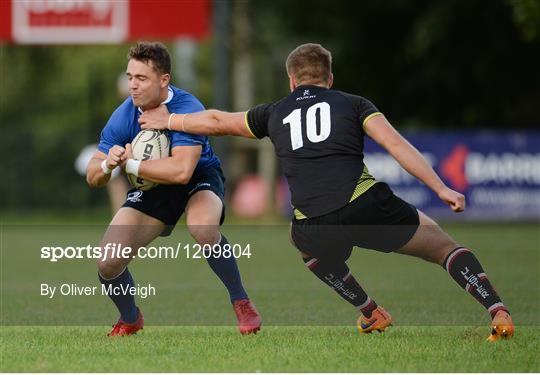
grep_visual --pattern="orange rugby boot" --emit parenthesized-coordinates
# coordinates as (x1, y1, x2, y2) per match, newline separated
(357, 306, 392, 334)
(487, 310, 514, 342)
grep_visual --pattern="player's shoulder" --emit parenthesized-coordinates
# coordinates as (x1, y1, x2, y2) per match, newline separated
(245, 98, 286, 139)
(330, 89, 379, 114)
(168, 85, 205, 111)
(248, 97, 287, 124)
(107, 97, 136, 125)
(113, 96, 136, 114)
(167, 86, 208, 144)
(330, 89, 373, 105)
(169, 85, 196, 100)
(252, 97, 286, 114)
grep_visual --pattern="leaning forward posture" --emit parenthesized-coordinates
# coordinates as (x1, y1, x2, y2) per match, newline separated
(87, 42, 261, 336)
(139, 43, 513, 341)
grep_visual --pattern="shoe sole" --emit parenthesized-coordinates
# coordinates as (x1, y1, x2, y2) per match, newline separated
(240, 325, 261, 335)
(108, 326, 143, 337)
(358, 322, 392, 334)
(487, 326, 514, 342)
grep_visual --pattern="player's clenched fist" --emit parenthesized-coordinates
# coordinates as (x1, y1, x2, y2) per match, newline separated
(106, 145, 126, 169)
(118, 143, 133, 172)
(124, 143, 133, 159)
(438, 187, 466, 212)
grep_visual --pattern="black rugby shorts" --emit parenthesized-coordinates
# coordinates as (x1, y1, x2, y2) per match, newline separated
(291, 182, 419, 261)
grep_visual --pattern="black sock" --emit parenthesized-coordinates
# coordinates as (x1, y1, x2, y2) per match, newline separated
(443, 247, 508, 318)
(99, 268, 138, 323)
(303, 257, 377, 317)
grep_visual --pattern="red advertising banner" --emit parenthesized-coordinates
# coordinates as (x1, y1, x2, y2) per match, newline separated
(0, 0, 11, 41)
(130, 0, 209, 40)
(0, 0, 210, 44)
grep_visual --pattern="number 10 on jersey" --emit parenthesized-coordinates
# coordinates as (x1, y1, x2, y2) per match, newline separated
(282, 102, 331, 150)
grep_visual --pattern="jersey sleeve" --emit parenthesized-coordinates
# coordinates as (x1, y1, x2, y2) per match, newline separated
(246, 103, 273, 139)
(341, 92, 383, 127)
(97, 105, 131, 155)
(168, 93, 207, 148)
(356, 96, 382, 126)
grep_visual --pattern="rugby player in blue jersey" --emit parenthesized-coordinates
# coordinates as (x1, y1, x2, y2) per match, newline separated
(86, 42, 261, 336)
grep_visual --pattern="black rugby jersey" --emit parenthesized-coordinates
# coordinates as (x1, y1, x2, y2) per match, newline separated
(246, 85, 382, 218)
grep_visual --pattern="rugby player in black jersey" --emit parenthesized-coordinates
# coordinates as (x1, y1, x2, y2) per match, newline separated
(139, 43, 513, 341)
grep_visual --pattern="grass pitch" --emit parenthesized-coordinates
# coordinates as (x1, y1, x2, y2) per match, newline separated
(1, 216, 539, 372)
(1, 326, 539, 372)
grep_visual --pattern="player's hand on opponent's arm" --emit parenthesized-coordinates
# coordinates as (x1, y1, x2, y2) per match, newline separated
(86, 145, 126, 187)
(438, 187, 466, 212)
(139, 105, 170, 130)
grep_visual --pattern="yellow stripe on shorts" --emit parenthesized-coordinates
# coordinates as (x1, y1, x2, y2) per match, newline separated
(349, 165, 377, 202)
(293, 166, 377, 220)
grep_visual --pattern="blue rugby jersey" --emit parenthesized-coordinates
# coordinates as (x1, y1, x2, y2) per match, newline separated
(98, 85, 220, 171)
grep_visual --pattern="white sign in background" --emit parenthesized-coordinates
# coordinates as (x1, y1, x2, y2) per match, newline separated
(12, 0, 128, 44)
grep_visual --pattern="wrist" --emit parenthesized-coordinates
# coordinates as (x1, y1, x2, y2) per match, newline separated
(167, 113, 175, 131)
(101, 159, 113, 175)
(181, 113, 188, 132)
(125, 159, 141, 177)
(435, 184, 449, 196)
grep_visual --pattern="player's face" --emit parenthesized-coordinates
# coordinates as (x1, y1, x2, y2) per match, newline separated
(126, 59, 169, 110)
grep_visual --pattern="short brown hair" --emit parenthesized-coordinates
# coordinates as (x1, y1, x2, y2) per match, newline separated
(286, 43, 332, 84)
(128, 41, 171, 75)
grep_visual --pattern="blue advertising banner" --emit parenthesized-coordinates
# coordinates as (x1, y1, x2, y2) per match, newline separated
(363, 132, 540, 220)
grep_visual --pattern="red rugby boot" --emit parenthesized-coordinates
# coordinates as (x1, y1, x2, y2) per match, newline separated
(108, 308, 144, 337)
(233, 299, 262, 335)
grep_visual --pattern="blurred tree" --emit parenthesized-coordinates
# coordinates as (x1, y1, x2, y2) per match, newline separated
(507, 0, 540, 42)
(0, 41, 216, 212)
(1, 1, 538, 213)
(251, 0, 540, 129)
(0, 45, 128, 210)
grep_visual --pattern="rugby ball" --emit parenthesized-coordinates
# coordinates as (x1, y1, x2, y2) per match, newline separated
(127, 129, 170, 191)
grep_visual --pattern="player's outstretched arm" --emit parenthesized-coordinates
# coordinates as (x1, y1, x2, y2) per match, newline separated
(364, 115, 465, 212)
(86, 146, 126, 187)
(139, 105, 254, 138)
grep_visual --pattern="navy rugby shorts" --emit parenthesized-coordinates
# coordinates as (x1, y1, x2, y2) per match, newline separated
(122, 165, 226, 236)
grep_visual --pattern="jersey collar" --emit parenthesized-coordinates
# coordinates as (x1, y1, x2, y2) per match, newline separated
(295, 84, 328, 91)
(137, 86, 173, 113)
